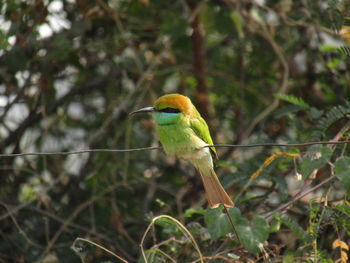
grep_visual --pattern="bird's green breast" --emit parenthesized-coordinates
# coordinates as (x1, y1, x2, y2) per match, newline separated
(153, 112, 205, 156)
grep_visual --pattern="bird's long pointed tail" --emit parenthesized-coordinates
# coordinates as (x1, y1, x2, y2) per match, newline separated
(197, 167, 234, 208)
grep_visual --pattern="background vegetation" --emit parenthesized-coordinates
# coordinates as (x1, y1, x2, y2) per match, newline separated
(1, 0, 350, 262)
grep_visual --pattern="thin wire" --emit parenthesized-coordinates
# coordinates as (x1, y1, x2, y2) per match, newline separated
(0, 140, 350, 158)
(0, 147, 162, 157)
(208, 140, 350, 148)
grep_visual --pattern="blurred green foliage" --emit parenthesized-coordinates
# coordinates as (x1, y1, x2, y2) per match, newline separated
(0, 0, 350, 262)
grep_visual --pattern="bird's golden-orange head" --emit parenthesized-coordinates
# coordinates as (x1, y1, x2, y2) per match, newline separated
(153, 94, 193, 115)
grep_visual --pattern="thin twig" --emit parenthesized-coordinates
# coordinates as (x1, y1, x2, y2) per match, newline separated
(140, 215, 204, 263)
(222, 205, 242, 246)
(242, 5, 290, 139)
(0, 201, 44, 249)
(36, 183, 125, 261)
(265, 175, 337, 219)
(264, 124, 349, 219)
(0, 200, 33, 221)
(72, 237, 128, 263)
(234, 152, 299, 202)
(25, 206, 128, 247)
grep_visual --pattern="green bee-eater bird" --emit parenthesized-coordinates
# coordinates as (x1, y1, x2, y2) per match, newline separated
(131, 94, 234, 208)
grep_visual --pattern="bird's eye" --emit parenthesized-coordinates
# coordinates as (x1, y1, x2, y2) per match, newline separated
(159, 107, 181, 113)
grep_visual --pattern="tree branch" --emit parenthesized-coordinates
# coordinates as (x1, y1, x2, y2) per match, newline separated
(188, 1, 211, 126)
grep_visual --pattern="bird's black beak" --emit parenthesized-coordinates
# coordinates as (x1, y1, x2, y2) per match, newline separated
(129, 106, 155, 115)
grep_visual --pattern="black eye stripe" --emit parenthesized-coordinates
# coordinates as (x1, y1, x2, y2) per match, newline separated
(158, 107, 181, 113)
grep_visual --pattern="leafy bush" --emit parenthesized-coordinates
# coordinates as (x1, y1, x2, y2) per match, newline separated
(0, 0, 349, 262)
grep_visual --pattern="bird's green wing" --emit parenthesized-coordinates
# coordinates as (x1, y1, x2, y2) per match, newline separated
(190, 116, 218, 159)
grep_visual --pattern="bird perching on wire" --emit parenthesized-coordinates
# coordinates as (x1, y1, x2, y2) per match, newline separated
(131, 93, 234, 208)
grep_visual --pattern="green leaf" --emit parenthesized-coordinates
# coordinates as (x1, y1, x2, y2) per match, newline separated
(213, 8, 232, 34)
(273, 105, 306, 118)
(138, 249, 163, 263)
(3, 46, 27, 73)
(310, 107, 324, 119)
(335, 157, 350, 193)
(230, 10, 244, 38)
(274, 93, 310, 108)
(269, 217, 281, 233)
(227, 253, 240, 259)
(333, 203, 350, 217)
(332, 203, 350, 236)
(300, 145, 332, 178)
(47, 33, 71, 61)
(160, 12, 187, 37)
(250, 7, 266, 25)
(320, 44, 340, 52)
(252, 216, 269, 242)
(275, 214, 312, 243)
(237, 216, 269, 254)
(205, 207, 235, 239)
(184, 207, 205, 218)
(205, 208, 269, 254)
(155, 217, 182, 236)
(315, 101, 350, 133)
(0, 30, 10, 50)
(204, 207, 248, 239)
(283, 250, 297, 263)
